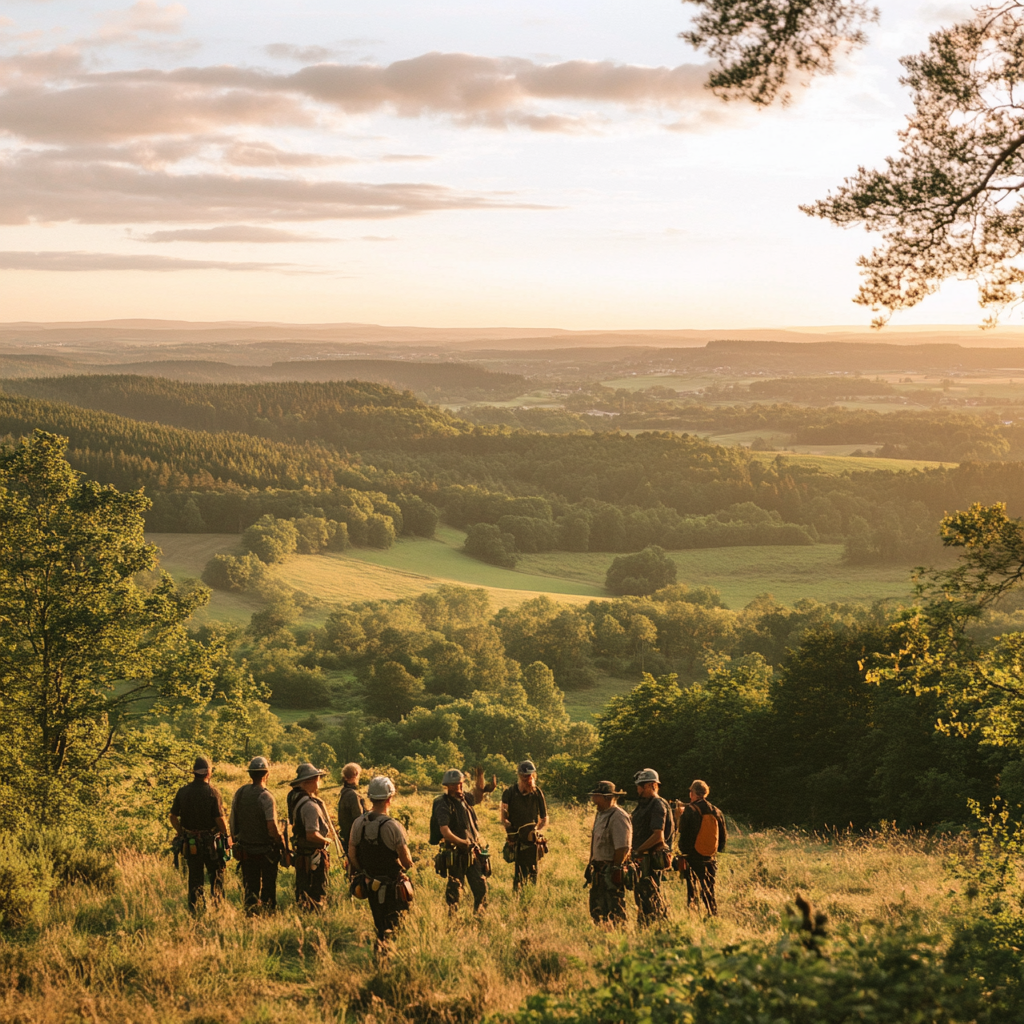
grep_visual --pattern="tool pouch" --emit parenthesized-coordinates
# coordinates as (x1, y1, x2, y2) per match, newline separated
(434, 850, 448, 878)
(350, 872, 369, 900)
(502, 840, 516, 864)
(476, 847, 492, 877)
(583, 862, 596, 887)
(397, 876, 414, 904)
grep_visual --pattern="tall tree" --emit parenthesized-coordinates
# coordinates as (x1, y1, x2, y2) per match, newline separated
(0, 431, 223, 825)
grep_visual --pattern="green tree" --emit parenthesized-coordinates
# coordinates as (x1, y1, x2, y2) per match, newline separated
(605, 546, 678, 596)
(241, 514, 298, 563)
(0, 431, 219, 825)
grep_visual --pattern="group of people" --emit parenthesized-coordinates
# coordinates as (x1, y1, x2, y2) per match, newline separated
(168, 754, 725, 947)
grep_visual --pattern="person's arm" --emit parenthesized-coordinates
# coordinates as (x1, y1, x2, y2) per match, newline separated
(634, 829, 664, 855)
(348, 820, 361, 870)
(396, 842, 413, 871)
(471, 766, 497, 803)
(263, 794, 282, 842)
(613, 811, 632, 865)
(300, 803, 329, 847)
(537, 791, 549, 831)
(718, 808, 728, 852)
(499, 799, 511, 831)
(440, 824, 473, 849)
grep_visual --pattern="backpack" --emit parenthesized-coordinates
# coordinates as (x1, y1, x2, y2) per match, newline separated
(429, 797, 443, 846)
(693, 801, 719, 857)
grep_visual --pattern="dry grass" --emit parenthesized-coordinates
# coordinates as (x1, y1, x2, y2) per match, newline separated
(0, 765, 966, 1024)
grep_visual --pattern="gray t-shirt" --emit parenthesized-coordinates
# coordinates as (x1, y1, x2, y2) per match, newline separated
(591, 804, 632, 862)
(349, 813, 407, 851)
(293, 793, 331, 842)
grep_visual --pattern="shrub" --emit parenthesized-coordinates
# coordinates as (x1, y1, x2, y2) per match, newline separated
(241, 514, 299, 563)
(0, 835, 55, 930)
(605, 546, 677, 596)
(465, 523, 518, 568)
(24, 832, 118, 890)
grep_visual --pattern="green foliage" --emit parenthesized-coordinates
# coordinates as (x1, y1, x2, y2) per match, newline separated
(0, 835, 55, 930)
(605, 545, 678, 596)
(506, 925, 975, 1024)
(465, 522, 519, 567)
(242, 514, 299, 563)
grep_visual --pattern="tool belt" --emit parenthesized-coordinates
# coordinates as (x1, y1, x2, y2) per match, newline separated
(636, 848, 671, 878)
(294, 844, 330, 874)
(183, 829, 229, 862)
(350, 870, 410, 905)
(234, 843, 277, 865)
(586, 860, 636, 891)
(512, 824, 548, 860)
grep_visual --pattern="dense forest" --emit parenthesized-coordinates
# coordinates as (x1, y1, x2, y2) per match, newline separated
(7, 378, 1024, 567)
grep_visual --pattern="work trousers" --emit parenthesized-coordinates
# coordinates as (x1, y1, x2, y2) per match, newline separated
(513, 843, 539, 891)
(684, 856, 718, 915)
(295, 849, 329, 911)
(634, 870, 667, 928)
(239, 851, 278, 914)
(445, 858, 488, 912)
(588, 865, 626, 925)
(185, 850, 224, 913)
(369, 886, 407, 946)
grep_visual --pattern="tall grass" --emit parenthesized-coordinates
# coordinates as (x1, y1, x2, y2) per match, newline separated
(0, 770, 968, 1023)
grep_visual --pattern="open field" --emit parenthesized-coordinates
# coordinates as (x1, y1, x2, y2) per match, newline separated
(0, 764, 968, 1024)
(518, 544, 917, 608)
(147, 532, 257, 624)
(273, 525, 604, 610)
(150, 531, 919, 621)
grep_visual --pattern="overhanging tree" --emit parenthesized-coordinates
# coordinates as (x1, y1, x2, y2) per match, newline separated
(681, 0, 1024, 324)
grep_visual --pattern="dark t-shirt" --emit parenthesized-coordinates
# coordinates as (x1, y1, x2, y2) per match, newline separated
(433, 791, 480, 842)
(501, 784, 547, 832)
(630, 795, 671, 852)
(170, 779, 225, 832)
(337, 783, 366, 846)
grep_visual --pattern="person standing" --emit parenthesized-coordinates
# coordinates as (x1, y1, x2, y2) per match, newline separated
(337, 762, 367, 858)
(169, 755, 231, 914)
(287, 762, 332, 911)
(586, 781, 632, 926)
(676, 779, 727, 915)
(432, 768, 489, 915)
(500, 760, 549, 892)
(630, 768, 673, 927)
(229, 755, 282, 915)
(349, 776, 414, 953)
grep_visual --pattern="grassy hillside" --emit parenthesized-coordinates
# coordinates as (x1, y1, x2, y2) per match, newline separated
(2, 764, 964, 1024)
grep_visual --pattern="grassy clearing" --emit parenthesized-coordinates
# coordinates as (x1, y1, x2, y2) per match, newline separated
(273, 525, 604, 611)
(746, 450, 954, 473)
(1, 762, 966, 1024)
(518, 544, 915, 609)
(147, 532, 257, 624)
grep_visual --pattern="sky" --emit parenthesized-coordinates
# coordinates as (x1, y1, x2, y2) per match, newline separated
(0, 0, 988, 328)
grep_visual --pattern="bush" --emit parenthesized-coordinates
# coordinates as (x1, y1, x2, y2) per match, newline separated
(241, 514, 299, 563)
(24, 832, 117, 890)
(509, 926, 979, 1024)
(464, 523, 518, 568)
(0, 835, 55, 930)
(202, 552, 271, 592)
(605, 546, 677, 596)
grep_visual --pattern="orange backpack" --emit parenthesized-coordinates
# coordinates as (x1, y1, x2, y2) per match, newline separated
(693, 803, 719, 857)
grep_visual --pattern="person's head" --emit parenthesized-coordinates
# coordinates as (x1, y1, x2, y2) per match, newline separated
(689, 779, 709, 801)
(290, 762, 328, 796)
(367, 775, 396, 810)
(192, 755, 211, 782)
(442, 768, 465, 798)
(247, 755, 269, 785)
(517, 760, 537, 791)
(589, 780, 625, 811)
(342, 762, 361, 784)
(633, 768, 660, 799)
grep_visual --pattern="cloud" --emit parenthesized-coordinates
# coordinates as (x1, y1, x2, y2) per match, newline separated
(380, 153, 433, 162)
(220, 139, 355, 166)
(135, 224, 332, 242)
(361, 234, 396, 241)
(0, 52, 721, 144)
(0, 249, 299, 271)
(0, 151, 546, 223)
(263, 43, 337, 63)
